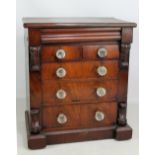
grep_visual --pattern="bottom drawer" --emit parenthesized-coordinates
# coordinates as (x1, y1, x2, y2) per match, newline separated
(42, 102, 117, 131)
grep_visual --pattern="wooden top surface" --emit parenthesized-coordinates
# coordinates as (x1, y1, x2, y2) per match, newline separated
(23, 17, 136, 28)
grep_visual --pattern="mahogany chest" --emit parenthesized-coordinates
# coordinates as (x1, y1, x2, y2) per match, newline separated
(23, 18, 136, 149)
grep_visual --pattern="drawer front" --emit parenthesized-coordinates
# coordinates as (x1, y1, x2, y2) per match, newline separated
(42, 102, 117, 131)
(41, 60, 119, 80)
(41, 45, 82, 62)
(81, 102, 117, 128)
(42, 105, 81, 129)
(83, 44, 119, 60)
(42, 80, 118, 105)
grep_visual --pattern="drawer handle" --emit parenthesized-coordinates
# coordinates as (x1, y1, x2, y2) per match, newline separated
(95, 111, 105, 122)
(96, 87, 106, 97)
(56, 49, 66, 59)
(56, 89, 67, 99)
(56, 67, 67, 78)
(97, 66, 107, 76)
(57, 113, 67, 124)
(97, 48, 107, 58)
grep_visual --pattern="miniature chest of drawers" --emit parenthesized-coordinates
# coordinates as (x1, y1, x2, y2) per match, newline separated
(23, 18, 136, 149)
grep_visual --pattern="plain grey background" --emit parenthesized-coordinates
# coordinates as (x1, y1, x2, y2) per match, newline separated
(16, 0, 139, 104)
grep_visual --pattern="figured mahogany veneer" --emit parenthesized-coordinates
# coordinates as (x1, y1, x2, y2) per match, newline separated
(41, 43, 119, 63)
(41, 45, 83, 62)
(42, 102, 117, 130)
(41, 31, 121, 43)
(23, 17, 136, 149)
(42, 80, 118, 105)
(83, 44, 119, 60)
(41, 60, 119, 80)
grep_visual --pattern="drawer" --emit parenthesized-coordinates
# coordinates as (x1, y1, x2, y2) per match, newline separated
(41, 60, 119, 80)
(42, 80, 118, 105)
(41, 45, 82, 62)
(83, 44, 119, 60)
(81, 102, 117, 128)
(42, 105, 81, 129)
(42, 102, 117, 131)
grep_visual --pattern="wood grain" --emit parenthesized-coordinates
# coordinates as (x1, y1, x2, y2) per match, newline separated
(41, 45, 82, 62)
(24, 18, 136, 149)
(30, 73, 42, 108)
(41, 31, 121, 43)
(23, 17, 137, 28)
(41, 60, 119, 80)
(42, 104, 81, 129)
(83, 44, 119, 60)
(42, 102, 117, 131)
(42, 80, 118, 105)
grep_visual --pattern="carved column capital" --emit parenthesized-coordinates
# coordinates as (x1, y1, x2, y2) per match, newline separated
(29, 46, 41, 71)
(120, 43, 131, 69)
(121, 28, 133, 44)
(120, 27, 133, 70)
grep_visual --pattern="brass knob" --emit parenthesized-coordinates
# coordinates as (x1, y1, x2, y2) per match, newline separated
(97, 66, 107, 76)
(56, 89, 66, 99)
(95, 111, 105, 121)
(56, 49, 66, 59)
(97, 48, 107, 58)
(57, 113, 67, 124)
(96, 87, 106, 97)
(56, 67, 66, 78)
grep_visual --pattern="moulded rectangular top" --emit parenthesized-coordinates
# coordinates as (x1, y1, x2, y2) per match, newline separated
(23, 17, 137, 28)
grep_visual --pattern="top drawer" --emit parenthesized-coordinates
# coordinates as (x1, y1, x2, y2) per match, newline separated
(41, 45, 82, 63)
(41, 44, 119, 63)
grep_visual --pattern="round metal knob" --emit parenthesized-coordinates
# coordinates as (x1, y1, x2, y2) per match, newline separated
(56, 67, 66, 78)
(97, 66, 107, 76)
(56, 49, 66, 59)
(56, 89, 66, 99)
(97, 48, 107, 58)
(95, 111, 105, 122)
(96, 87, 106, 97)
(57, 113, 67, 124)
